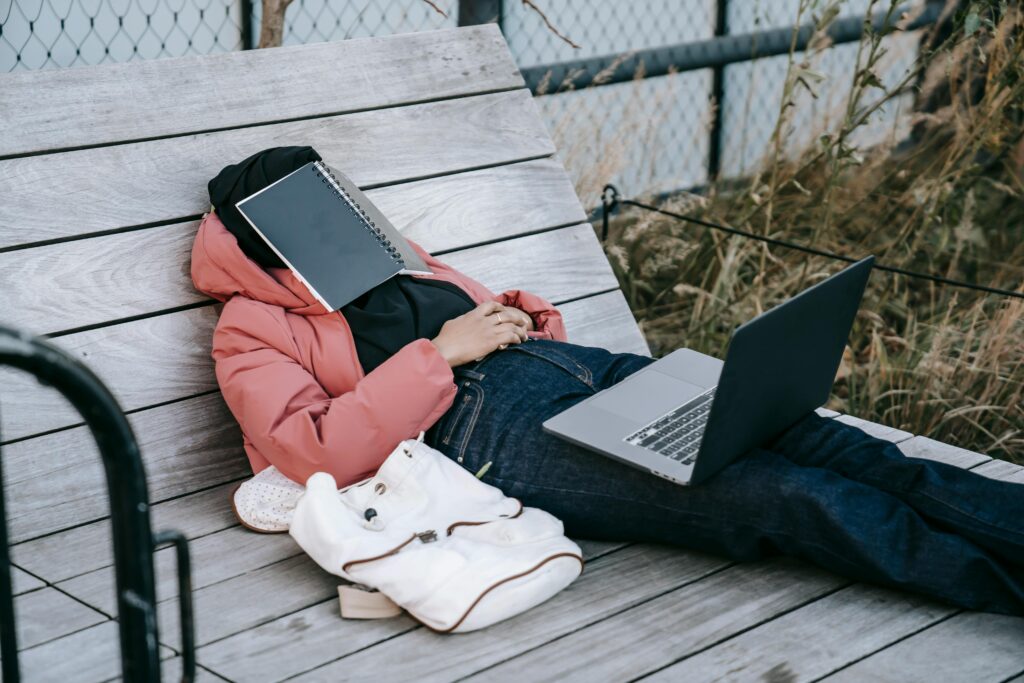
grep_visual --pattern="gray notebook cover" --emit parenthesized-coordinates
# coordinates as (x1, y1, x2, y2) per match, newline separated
(235, 161, 429, 311)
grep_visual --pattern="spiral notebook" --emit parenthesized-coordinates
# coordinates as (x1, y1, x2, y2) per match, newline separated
(235, 160, 432, 311)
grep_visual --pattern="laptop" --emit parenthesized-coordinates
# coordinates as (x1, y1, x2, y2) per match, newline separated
(542, 256, 875, 486)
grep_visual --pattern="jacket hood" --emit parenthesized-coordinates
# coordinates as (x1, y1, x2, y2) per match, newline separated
(190, 210, 328, 316)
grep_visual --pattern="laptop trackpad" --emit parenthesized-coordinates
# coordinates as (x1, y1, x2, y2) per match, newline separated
(590, 371, 705, 424)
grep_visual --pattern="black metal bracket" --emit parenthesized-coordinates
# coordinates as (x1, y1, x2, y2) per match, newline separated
(0, 323, 195, 682)
(600, 184, 621, 242)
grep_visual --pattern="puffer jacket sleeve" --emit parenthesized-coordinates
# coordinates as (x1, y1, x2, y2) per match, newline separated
(212, 297, 458, 486)
(408, 238, 568, 343)
(495, 288, 568, 342)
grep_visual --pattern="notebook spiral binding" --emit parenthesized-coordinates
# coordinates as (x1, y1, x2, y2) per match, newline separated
(312, 161, 404, 267)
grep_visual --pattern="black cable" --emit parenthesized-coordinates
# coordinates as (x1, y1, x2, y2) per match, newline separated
(601, 185, 1024, 302)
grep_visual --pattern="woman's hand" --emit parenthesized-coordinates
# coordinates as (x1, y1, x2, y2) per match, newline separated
(497, 304, 535, 332)
(430, 301, 531, 368)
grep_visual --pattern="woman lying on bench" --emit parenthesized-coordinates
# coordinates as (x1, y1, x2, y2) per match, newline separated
(191, 146, 1024, 617)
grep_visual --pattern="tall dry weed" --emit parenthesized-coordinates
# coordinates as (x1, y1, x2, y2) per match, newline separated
(594, 1, 1024, 460)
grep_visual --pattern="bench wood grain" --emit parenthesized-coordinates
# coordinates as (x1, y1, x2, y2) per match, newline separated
(0, 25, 520, 158)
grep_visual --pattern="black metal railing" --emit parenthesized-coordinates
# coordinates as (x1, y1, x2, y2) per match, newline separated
(0, 323, 195, 682)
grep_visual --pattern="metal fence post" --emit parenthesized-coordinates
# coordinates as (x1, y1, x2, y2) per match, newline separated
(458, 0, 503, 29)
(241, 0, 254, 49)
(708, 0, 728, 180)
(0, 428, 18, 683)
(0, 324, 195, 682)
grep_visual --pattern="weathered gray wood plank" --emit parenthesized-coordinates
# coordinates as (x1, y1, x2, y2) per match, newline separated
(3, 393, 248, 544)
(372, 158, 586, 252)
(644, 583, 953, 683)
(201, 544, 632, 682)
(824, 612, 1024, 683)
(1, 225, 619, 444)
(149, 657, 226, 683)
(157, 553, 338, 650)
(0, 25, 521, 157)
(14, 621, 174, 683)
(560, 289, 650, 356)
(971, 458, 1024, 483)
(59, 525, 301, 617)
(898, 435, 992, 469)
(13, 482, 238, 584)
(199, 598, 416, 683)
(12, 566, 44, 595)
(459, 558, 843, 683)
(250, 544, 726, 683)
(1, 157, 580, 336)
(441, 223, 617, 305)
(834, 414, 914, 443)
(14, 587, 108, 650)
(0, 89, 553, 249)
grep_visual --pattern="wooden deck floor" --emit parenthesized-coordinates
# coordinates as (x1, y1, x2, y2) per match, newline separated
(9, 410, 1024, 682)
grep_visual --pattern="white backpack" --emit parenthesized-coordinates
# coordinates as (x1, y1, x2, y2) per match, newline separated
(232, 432, 583, 633)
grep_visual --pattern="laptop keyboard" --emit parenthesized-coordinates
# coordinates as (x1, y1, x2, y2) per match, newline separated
(623, 387, 716, 465)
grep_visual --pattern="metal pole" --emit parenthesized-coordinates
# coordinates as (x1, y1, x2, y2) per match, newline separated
(0, 410, 18, 683)
(458, 0, 503, 29)
(0, 324, 179, 681)
(708, 0, 728, 180)
(240, 0, 254, 49)
(523, 2, 941, 94)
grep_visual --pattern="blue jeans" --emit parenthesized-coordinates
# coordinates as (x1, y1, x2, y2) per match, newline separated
(423, 337, 1024, 615)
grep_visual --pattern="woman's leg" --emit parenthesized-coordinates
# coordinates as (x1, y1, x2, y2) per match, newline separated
(768, 412, 1024, 568)
(429, 340, 1024, 615)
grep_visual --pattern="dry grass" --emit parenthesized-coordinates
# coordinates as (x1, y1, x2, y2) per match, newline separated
(565, 1, 1024, 460)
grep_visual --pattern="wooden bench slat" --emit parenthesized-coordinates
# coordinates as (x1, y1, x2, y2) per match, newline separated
(2, 289, 637, 542)
(458, 558, 843, 683)
(13, 621, 174, 683)
(558, 289, 649, 356)
(897, 435, 992, 469)
(833, 414, 913, 443)
(12, 566, 44, 595)
(12, 482, 239, 584)
(201, 599, 417, 683)
(0, 25, 521, 158)
(971, 458, 1024, 483)
(0, 89, 556, 249)
(14, 587, 108, 651)
(1, 227, 620, 444)
(158, 553, 338, 650)
(58, 524, 303, 618)
(203, 544, 723, 683)
(4, 393, 248, 544)
(1, 158, 581, 336)
(645, 584, 952, 683)
(160, 657, 227, 683)
(824, 612, 1024, 683)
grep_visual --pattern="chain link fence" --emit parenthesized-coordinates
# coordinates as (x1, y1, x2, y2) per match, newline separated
(1, 0, 930, 202)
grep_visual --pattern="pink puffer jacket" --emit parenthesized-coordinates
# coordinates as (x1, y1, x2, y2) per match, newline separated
(190, 211, 568, 487)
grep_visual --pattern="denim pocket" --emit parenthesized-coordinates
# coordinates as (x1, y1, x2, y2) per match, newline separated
(504, 340, 594, 388)
(441, 374, 485, 466)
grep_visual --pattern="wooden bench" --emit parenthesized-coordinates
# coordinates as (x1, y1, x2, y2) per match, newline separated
(1, 24, 1022, 682)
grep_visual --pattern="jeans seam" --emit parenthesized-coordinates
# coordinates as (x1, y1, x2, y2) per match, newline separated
(513, 343, 594, 388)
(486, 475, 875, 571)
(486, 475, 719, 522)
(916, 489, 1024, 542)
(456, 382, 485, 464)
(441, 389, 472, 446)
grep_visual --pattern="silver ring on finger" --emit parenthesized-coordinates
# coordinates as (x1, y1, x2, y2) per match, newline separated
(495, 312, 503, 324)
